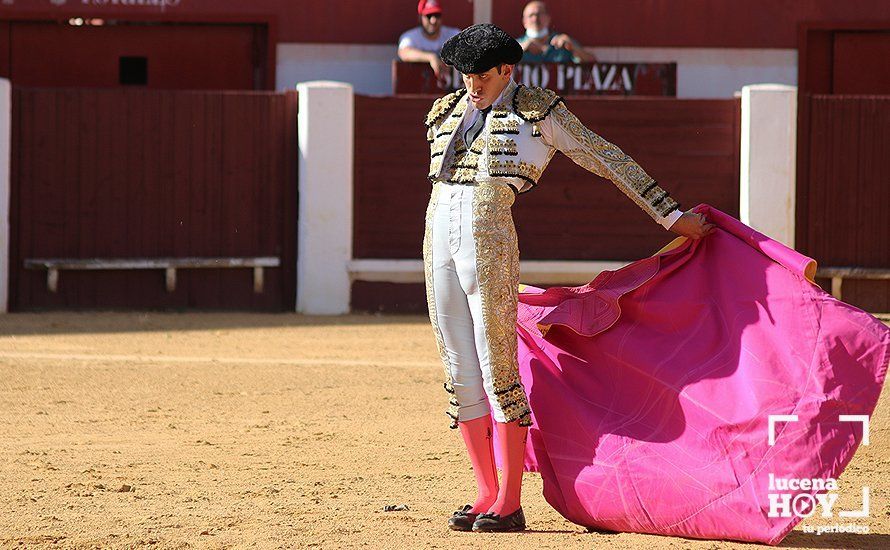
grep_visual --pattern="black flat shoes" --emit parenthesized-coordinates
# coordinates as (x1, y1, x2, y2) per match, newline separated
(447, 503, 479, 531)
(471, 506, 527, 532)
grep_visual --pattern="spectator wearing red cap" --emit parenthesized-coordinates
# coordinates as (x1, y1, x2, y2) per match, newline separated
(398, 0, 461, 77)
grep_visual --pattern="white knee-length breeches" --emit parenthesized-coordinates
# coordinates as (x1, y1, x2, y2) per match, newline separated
(422, 180, 532, 429)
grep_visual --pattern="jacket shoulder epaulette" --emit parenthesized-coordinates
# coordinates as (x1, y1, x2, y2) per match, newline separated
(424, 88, 467, 128)
(512, 85, 563, 123)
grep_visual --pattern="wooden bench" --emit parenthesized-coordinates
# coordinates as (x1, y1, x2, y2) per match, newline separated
(24, 257, 280, 293)
(816, 267, 890, 300)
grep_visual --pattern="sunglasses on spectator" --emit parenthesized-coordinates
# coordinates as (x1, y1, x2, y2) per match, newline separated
(423, 12, 442, 19)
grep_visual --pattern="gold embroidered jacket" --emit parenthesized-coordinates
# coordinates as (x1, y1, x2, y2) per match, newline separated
(424, 79, 683, 227)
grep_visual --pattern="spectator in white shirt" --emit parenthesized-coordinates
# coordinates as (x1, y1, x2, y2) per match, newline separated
(398, 0, 461, 78)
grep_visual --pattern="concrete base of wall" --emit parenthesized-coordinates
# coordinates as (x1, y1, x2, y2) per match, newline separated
(348, 258, 634, 313)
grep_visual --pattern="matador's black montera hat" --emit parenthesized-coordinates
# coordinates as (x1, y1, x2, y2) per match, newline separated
(440, 23, 524, 74)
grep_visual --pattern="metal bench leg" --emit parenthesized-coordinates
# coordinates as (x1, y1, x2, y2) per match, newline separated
(47, 268, 59, 293)
(831, 276, 842, 300)
(253, 267, 264, 293)
(166, 268, 177, 292)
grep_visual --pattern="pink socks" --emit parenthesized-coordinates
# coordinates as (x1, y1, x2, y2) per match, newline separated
(457, 414, 500, 513)
(487, 420, 528, 516)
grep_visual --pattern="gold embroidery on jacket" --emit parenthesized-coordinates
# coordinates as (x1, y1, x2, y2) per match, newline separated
(489, 118, 520, 135)
(471, 182, 532, 426)
(429, 157, 442, 176)
(488, 137, 518, 156)
(451, 167, 477, 183)
(428, 95, 472, 179)
(435, 118, 462, 138)
(491, 100, 511, 120)
(425, 88, 467, 128)
(452, 95, 469, 117)
(446, 113, 497, 183)
(548, 101, 680, 219)
(488, 158, 542, 183)
(430, 137, 450, 157)
(421, 182, 461, 428)
(469, 134, 486, 154)
(513, 85, 562, 123)
(442, 135, 478, 183)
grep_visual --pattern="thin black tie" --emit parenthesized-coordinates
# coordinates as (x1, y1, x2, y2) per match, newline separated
(465, 106, 491, 148)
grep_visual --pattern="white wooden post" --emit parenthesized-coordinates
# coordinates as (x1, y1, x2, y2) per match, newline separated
(740, 84, 797, 248)
(473, 0, 493, 24)
(0, 78, 10, 312)
(296, 81, 354, 314)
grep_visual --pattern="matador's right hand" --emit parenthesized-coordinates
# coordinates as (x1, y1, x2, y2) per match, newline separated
(671, 210, 717, 240)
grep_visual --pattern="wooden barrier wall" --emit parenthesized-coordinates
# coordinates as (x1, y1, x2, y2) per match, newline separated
(352, 94, 740, 312)
(10, 88, 298, 310)
(354, 94, 740, 261)
(802, 95, 890, 312)
(3, 0, 885, 48)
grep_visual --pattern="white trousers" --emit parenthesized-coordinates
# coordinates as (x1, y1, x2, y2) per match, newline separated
(423, 181, 531, 426)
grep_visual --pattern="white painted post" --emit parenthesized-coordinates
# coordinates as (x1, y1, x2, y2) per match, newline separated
(740, 84, 797, 248)
(0, 79, 10, 312)
(473, 0, 493, 24)
(296, 81, 354, 314)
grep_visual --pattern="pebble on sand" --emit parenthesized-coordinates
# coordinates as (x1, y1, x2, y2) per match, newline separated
(383, 504, 410, 512)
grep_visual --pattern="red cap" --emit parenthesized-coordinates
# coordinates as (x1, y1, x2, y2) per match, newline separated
(418, 0, 443, 16)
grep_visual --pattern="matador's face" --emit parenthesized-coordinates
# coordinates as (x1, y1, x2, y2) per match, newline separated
(461, 64, 513, 110)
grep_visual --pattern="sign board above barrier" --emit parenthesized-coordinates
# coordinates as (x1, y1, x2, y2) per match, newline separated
(393, 61, 677, 96)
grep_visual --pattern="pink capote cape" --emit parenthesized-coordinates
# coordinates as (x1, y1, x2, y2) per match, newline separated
(491, 203, 889, 545)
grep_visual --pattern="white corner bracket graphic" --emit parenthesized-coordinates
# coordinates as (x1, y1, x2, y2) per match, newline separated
(838, 414, 870, 446)
(838, 486, 870, 518)
(768, 414, 798, 446)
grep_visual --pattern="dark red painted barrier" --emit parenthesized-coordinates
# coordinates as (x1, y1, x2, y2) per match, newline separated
(7, 21, 268, 90)
(1, 0, 887, 48)
(803, 95, 890, 312)
(354, 94, 740, 262)
(10, 87, 298, 310)
(351, 94, 739, 312)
